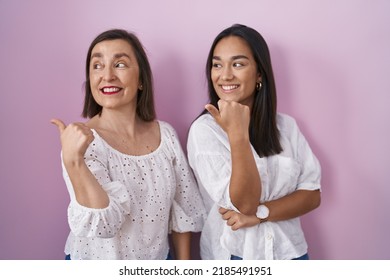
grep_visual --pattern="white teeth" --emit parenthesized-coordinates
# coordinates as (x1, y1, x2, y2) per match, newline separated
(102, 87, 120, 93)
(222, 85, 238, 91)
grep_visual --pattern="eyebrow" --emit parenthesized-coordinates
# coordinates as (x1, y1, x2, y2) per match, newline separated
(91, 52, 131, 60)
(114, 53, 131, 59)
(212, 55, 250, 61)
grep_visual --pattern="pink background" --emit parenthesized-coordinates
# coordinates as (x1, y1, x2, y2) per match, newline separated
(1, 0, 389, 260)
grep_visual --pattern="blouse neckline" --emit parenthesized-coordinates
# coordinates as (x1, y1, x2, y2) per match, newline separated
(90, 121, 165, 159)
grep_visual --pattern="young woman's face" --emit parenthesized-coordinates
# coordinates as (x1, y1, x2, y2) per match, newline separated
(211, 36, 261, 108)
(89, 39, 141, 112)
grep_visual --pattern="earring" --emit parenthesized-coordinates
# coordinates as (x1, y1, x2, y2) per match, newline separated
(256, 82, 262, 91)
(139, 85, 143, 91)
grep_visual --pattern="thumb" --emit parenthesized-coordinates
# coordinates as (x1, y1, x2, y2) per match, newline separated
(50, 118, 66, 134)
(205, 104, 220, 121)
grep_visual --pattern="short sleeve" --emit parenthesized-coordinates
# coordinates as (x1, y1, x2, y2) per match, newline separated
(295, 126, 321, 191)
(284, 116, 321, 191)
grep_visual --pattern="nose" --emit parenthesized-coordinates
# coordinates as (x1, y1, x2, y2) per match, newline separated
(221, 66, 233, 80)
(102, 66, 116, 81)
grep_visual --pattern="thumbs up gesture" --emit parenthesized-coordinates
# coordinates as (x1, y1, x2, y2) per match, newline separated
(51, 119, 94, 165)
(205, 99, 250, 138)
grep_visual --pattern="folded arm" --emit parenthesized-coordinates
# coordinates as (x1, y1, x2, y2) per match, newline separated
(221, 189, 321, 230)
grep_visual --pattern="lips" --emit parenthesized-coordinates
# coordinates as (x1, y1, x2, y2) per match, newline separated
(100, 86, 122, 95)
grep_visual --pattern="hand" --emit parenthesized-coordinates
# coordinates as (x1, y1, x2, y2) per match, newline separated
(205, 100, 250, 138)
(51, 119, 94, 164)
(219, 207, 260, 230)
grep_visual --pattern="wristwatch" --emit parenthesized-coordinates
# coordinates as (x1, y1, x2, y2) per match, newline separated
(256, 204, 270, 222)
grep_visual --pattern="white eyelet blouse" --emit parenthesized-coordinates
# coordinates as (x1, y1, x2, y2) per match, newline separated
(62, 121, 206, 259)
(187, 113, 321, 260)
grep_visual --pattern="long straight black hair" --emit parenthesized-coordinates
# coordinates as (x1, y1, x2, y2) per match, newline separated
(203, 24, 282, 157)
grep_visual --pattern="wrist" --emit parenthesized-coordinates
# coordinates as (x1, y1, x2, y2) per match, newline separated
(228, 132, 250, 146)
(256, 204, 270, 223)
(63, 156, 85, 169)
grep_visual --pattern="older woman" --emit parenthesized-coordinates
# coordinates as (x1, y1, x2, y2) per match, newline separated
(52, 29, 205, 260)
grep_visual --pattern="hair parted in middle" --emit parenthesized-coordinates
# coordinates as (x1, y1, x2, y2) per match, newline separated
(82, 29, 155, 121)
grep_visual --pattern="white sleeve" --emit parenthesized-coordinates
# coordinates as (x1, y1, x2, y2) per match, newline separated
(290, 118, 322, 191)
(187, 117, 239, 211)
(62, 137, 132, 238)
(162, 123, 206, 233)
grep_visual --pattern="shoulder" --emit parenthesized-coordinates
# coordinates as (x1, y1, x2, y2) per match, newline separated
(85, 116, 111, 149)
(81, 129, 110, 161)
(157, 119, 174, 130)
(157, 120, 178, 137)
(89, 128, 106, 149)
(157, 120, 183, 150)
(187, 114, 230, 153)
(189, 114, 221, 136)
(191, 113, 214, 126)
(277, 112, 299, 134)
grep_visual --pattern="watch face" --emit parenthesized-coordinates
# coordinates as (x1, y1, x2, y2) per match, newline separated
(258, 205, 269, 219)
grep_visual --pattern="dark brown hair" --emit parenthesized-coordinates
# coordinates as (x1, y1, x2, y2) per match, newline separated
(82, 29, 155, 121)
(203, 24, 282, 157)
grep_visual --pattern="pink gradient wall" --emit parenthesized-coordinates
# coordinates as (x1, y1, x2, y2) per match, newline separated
(1, 0, 389, 259)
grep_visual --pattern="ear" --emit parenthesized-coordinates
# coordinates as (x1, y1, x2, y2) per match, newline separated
(138, 77, 143, 91)
(256, 73, 262, 83)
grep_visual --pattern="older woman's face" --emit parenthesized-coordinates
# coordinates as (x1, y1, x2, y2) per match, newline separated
(211, 36, 261, 109)
(89, 39, 141, 112)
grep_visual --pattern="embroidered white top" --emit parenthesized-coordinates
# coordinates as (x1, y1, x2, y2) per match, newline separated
(187, 113, 321, 260)
(62, 121, 205, 260)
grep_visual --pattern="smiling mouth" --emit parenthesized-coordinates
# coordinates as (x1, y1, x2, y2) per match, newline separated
(100, 87, 122, 95)
(221, 84, 239, 91)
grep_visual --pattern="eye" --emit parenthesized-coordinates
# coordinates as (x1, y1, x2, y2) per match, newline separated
(233, 62, 244, 67)
(92, 63, 102, 70)
(115, 62, 126, 68)
(212, 62, 222, 68)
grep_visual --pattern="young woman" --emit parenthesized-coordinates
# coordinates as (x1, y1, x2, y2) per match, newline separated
(52, 29, 205, 260)
(187, 24, 321, 260)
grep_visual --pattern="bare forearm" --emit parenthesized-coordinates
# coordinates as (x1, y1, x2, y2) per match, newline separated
(64, 159, 109, 209)
(229, 136, 261, 215)
(264, 190, 321, 222)
(204, 101, 261, 215)
(171, 231, 191, 260)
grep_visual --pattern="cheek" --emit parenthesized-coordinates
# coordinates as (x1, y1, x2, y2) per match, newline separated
(91, 87, 100, 97)
(89, 74, 100, 87)
(123, 70, 140, 86)
(90, 89, 101, 104)
(89, 78, 100, 96)
(210, 71, 219, 85)
(243, 72, 257, 88)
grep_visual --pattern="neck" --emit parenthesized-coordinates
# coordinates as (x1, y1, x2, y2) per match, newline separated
(95, 108, 141, 138)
